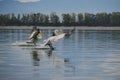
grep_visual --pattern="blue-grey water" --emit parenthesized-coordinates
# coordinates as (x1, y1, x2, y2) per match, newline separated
(0, 29, 120, 80)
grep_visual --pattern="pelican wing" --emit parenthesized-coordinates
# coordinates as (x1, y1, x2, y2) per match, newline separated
(43, 33, 66, 46)
(37, 34, 42, 40)
(28, 31, 37, 39)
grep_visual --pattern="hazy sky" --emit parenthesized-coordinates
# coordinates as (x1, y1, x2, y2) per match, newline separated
(0, 0, 120, 14)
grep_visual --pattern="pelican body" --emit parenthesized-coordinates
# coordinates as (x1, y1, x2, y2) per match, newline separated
(11, 27, 75, 50)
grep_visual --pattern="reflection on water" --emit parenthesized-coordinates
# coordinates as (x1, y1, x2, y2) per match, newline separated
(30, 49, 53, 66)
(31, 51, 40, 66)
(0, 29, 120, 80)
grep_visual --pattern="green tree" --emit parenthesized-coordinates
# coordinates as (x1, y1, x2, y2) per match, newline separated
(110, 12, 120, 26)
(62, 13, 71, 26)
(95, 13, 110, 26)
(50, 12, 60, 26)
(84, 13, 95, 26)
(0, 12, 120, 26)
(77, 13, 84, 26)
(70, 13, 76, 26)
(43, 14, 49, 26)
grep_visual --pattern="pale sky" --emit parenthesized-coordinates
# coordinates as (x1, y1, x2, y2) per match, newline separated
(0, 0, 120, 14)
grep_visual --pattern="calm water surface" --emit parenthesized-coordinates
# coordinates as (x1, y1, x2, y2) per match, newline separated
(0, 29, 120, 80)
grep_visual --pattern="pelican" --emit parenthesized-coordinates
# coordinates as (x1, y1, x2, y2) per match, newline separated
(12, 28, 45, 47)
(52, 27, 75, 37)
(27, 29, 44, 45)
(11, 27, 75, 50)
(43, 27, 75, 49)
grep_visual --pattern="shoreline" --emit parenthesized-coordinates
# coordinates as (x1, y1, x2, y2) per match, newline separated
(0, 26, 120, 30)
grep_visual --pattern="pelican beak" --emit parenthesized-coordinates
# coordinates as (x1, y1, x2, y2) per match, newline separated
(39, 32, 44, 34)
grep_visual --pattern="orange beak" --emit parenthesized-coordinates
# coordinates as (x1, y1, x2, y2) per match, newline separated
(39, 32, 48, 36)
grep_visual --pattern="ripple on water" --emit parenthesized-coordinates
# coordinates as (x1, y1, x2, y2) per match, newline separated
(0, 29, 120, 80)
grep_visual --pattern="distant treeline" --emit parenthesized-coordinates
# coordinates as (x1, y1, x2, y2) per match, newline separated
(0, 12, 120, 26)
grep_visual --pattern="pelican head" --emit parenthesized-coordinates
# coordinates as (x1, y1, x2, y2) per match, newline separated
(54, 29, 60, 36)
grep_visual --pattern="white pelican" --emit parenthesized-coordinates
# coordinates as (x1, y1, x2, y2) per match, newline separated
(27, 29, 44, 45)
(11, 27, 75, 50)
(52, 27, 75, 37)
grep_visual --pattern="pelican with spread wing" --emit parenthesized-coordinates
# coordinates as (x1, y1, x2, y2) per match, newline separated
(52, 27, 75, 37)
(43, 27, 76, 49)
(12, 27, 75, 50)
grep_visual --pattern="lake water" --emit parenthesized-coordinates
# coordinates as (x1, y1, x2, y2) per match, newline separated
(0, 29, 120, 80)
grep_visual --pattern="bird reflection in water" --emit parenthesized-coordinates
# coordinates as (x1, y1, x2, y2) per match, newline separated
(31, 50, 40, 66)
(30, 49, 53, 66)
(30, 49, 75, 75)
(47, 49, 53, 58)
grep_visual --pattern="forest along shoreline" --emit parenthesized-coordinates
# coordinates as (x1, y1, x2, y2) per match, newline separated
(0, 26, 120, 30)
